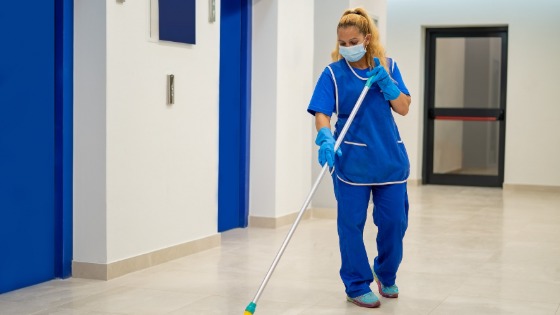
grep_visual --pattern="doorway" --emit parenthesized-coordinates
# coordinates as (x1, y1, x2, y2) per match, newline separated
(423, 27, 508, 187)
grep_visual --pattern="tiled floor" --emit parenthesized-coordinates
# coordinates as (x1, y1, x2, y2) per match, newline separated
(1, 185, 560, 314)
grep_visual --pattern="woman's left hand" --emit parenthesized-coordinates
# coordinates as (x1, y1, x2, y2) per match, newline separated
(367, 57, 401, 101)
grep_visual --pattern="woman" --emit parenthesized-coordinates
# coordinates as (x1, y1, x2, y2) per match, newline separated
(307, 8, 411, 308)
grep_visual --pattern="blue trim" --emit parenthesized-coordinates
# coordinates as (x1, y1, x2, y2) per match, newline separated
(54, 0, 73, 278)
(240, 0, 252, 229)
(218, 0, 252, 232)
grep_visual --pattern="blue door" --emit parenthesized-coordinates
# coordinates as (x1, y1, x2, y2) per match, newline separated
(0, 0, 57, 293)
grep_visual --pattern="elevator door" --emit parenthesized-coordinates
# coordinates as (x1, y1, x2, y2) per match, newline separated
(0, 0, 58, 293)
(423, 27, 508, 187)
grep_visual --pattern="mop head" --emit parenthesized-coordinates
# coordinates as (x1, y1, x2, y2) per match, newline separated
(244, 302, 256, 314)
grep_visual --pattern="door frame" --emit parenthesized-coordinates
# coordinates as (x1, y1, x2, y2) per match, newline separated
(54, 0, 73, 278)
(218, 0, 252, 232)
(422, 26, 508, 187)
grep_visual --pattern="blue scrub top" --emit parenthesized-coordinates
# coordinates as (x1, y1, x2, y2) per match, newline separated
(308, 58, 411, 185)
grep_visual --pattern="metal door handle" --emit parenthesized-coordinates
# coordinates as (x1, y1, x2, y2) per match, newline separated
(167, 74, 174, 105)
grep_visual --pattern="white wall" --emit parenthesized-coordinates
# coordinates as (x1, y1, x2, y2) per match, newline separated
(251, 0, 278, 217)
(250, 0, 313, 218)
(74, 0, 220, 264)
(388, 0, 560, 187)
(105, 0, 219, 262)
(349, 0, 387, 45)
(275, 1, 314, 217)
(310, 0, 348, 209)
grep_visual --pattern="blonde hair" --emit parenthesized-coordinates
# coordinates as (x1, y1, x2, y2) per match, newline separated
(331, 8, 388, 71)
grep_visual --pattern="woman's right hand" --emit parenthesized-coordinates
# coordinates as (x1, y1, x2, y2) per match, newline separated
(315, 127, 342, 167)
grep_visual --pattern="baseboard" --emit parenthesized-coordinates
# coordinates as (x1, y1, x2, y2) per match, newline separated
(72, 261, 108, 280)
(310, 207, 337, 219)
(503, 183, 560, 192)
(72, 234, 221, 280)
(249, 207, 341, 228)
(249, 211, 313, 228)
(407, 179, 422, 186)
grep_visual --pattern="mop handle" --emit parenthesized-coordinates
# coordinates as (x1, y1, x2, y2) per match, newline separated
(249, 76, 377, 307)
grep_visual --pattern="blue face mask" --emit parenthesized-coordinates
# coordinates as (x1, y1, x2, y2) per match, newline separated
(339, 42, 366, 62)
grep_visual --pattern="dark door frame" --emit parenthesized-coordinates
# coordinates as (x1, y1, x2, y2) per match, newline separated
(422, 26, 508, 187)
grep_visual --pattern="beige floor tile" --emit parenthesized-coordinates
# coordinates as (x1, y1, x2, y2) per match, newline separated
(0, 300, 51, 315)
(454, 276, 560, 304)
(430, 296, 559, 315)
(476, 261, 560, 285)
(2, 185, 560, 314)
(56, 287, 205, 314)
(167, 295, 311, 315)
(33, 309, 121, 315)
(0, 278, 121, 313)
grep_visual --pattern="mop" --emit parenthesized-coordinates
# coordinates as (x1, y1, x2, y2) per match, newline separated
(244, 74, 378, 315)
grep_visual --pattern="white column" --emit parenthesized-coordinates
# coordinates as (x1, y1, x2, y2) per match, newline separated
(250, 0, 279, 218)
(250, 0, 314, 218)
(73, 0, 108, 263)
(74, 0, 221, 265)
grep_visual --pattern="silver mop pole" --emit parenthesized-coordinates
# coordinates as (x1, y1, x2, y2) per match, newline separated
(244, 75, 377, 315)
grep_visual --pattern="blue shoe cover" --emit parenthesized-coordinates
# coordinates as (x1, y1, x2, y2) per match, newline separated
(346, 292, 380, 308)
(373, 271, 399, 298)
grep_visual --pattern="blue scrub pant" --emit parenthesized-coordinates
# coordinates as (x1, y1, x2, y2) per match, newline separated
(333, 177, 409, 298)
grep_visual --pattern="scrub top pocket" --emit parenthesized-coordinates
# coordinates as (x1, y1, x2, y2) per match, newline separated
(337, 140, 378, 183)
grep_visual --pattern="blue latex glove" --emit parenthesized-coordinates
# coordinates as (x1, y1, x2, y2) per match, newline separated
(315, 127, 342, 167)
(367, 57, 401, 101)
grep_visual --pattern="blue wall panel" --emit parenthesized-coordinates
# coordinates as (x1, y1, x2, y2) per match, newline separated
(159, 0, 196, 44)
